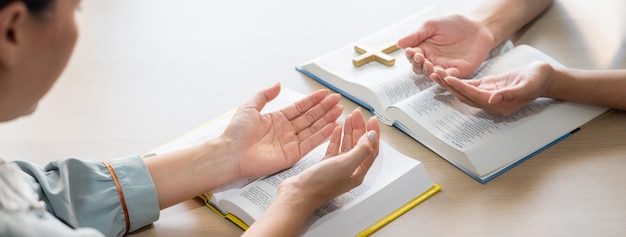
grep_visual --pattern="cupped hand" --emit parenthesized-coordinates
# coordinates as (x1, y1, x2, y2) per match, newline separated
(278, 108, 380, 210)
(398, 14, 494, 81)
(442, 61, 554, 115)
(242, 108, 380, 237)
(221, 83, 343, 179)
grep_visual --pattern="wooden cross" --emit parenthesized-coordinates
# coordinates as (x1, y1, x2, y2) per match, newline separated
(352, 42, 400, 67)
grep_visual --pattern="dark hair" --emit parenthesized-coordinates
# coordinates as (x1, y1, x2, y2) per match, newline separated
(0, 0, 53, 15)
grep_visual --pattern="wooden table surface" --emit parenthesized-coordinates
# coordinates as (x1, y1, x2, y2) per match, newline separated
(0, 0, 624, 236)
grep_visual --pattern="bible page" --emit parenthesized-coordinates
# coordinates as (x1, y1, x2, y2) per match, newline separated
(299, 6, 446, 124)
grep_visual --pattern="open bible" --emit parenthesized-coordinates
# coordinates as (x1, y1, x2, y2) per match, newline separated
(146, 88, 440, 236)
(296, 6, 609, 183)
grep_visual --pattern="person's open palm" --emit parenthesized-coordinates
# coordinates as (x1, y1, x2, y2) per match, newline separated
(221, 83, 343, 179)
(398, 14, 494, 80)
(443, 61, 554, 115)
(279, 108, 380, 209)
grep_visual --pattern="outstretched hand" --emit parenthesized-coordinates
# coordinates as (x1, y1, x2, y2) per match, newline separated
(442, 61, 554, 115)
(221, 83, 343, 179)
(243, 108, 380, 237)
(398, 14, 494, 80)
(291, 107, 380, 209)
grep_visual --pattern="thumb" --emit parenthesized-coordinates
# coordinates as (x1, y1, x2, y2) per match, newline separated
(346, 130, 378, 171)
(397, 25, 432, 48)
(443, 67, 464, 78)
(242, 83, 281, 111)
(488, 85, 528, 104)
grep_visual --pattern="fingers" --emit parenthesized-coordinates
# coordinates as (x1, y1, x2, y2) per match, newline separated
(287, 90, 343, 158)
(404, 47, 417, 62)
(488, 83, 528, 105)
(410, 53, 424, 75)
(431, 66, 465, 87)
(486, 86, 533, 115)
(297, 127, 379, 204)
(442, 76, 487, 108)
(408, 49, 429, 75)
(422, 59, 434, 77)
(298, 121, 341, 158)
(339, 116, 380, 182)
(444, 76, 516, 115)
(309, 115, 379, 199)
(329, 107, 378, 159)
(288, 92, 343, 136)
(444, 76, 491, 104)
(364, 116, 380, 162)
(295, 104, 343, 140)
(341, 107, 366, 153)
(281, 89, 331, 121)
(324, 125, 343, 159)
(340, 113, 354, 153)
(346, 129, 379, 181)
(444, 67, 462, 79)
(488, 93, 504, 104)
(366, 116, 381, 142)
(350, 109, 367, 146)
(430, 67, 447, 86)
(327, 129, 377, 181)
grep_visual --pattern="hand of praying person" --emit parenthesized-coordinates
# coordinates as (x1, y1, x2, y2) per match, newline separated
(221, 83, 343, 179)
(243, 107, 380, 237)
(439, 61, 554, 115)
(397, 14, 495, 81)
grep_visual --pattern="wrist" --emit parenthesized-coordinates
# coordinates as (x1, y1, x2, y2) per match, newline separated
(474, 15, 502, 50)
(196, 137, 240, 186)
(244, 181, 316, 236)
(274, 179, 321, 215)
(145, 136, 240, 208)
(543, 63, 561, 99)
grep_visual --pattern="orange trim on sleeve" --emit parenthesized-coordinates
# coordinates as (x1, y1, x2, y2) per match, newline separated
(103, 161, 130, 235)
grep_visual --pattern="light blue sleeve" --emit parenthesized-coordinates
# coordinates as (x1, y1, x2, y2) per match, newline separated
(0, 210, 105, 237)
(14, 156, 160, 237)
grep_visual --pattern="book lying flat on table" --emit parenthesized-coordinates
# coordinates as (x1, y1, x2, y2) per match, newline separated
(147, 88, 441, 237)
(296, 6, 610, 183)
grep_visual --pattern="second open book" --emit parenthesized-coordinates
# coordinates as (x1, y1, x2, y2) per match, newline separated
(296, 6, 609, 183)
(147, 88, 440, 236)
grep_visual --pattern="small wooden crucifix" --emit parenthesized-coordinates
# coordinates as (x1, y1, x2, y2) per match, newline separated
(352, 42, 400, 67)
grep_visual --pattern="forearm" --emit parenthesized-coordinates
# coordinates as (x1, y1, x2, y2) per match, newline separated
(145, 138, 238, 209)
(470, 0, 553, 48)
(547, 67, 626, 110)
